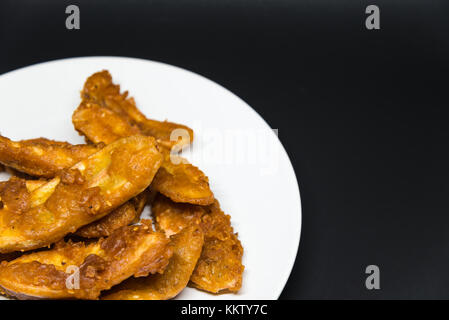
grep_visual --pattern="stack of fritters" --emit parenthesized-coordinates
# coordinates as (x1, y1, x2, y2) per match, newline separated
(0, 71, 243, 299)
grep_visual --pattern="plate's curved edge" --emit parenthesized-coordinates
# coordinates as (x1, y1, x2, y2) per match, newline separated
(0, 56, 302, 300)
(273, 143, 302, 300)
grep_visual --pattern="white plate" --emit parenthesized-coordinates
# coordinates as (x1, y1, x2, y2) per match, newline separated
(0, 57, 301, 300)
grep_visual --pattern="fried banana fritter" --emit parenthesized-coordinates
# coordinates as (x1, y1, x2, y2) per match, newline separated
(0, 69, 245, 300)
(0, 135, 162, 253)
(73, 102, 141, 146)
(75, 189, 149, 238)
(152, 194, 244, 293)
(81, 70, 194, 149)
(0, 222, 173, 300)
(73, 84, 214, 205)
(1, 177, 147, 239)
(0, 136, 99, 178)
(102, 225, 204, 300)
(0, 134, 156, 237)
(0, 132, 214, 206)
(151, 151, 214, 206)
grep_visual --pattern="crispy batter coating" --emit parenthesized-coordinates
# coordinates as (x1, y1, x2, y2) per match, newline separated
(152, 194, 244, 293)
(0, 222, 173, 300)
(102, 225, 204, 300)
(0, 178, 46, 195)
(81, 70, 194, 149)
(152, 151, 214, 205)
(72, 72, 214, 205)
(0, 135, 213, 240)
(75, 189, 149, 238)
(73, 102, 141, 146)
(0, 133, 159, 237)
(0, 133, 214, 206)
(0, 135, 162, 253)
(0, 136, 99, 178)
(0, 70, 244, 300)
(1, 177, 148, 239)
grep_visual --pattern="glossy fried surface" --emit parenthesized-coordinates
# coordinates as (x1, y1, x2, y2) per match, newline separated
(75, 189, 149, 238)
(152, 195, 244, 293)
(103, 225, 204, 300)
(0, 134, 213, 206)
(0, 136, 99, 178)
(152, 152, 214, 205)
(73, 102, 141, 145)
(0, 69, 244, 300)
(81, 70, 194, 149)
(73, 75, 214, 205)
(0, 222, 173, 300)
(0, 134, 155, 237)
(0, 135, 162, 253)
(1, 177, 147, 240)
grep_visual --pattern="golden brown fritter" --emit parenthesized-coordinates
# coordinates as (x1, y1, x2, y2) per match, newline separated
(0, 177, 147, 239)
(102, 225, 204, 300)
(75, 189, 149, 238)
(0, 135, 162, 253)
(0, 69, 244, 300)
(72, 73, 214, 205)
(73, 102, 141, 146)
(81, 70, 194, 149)
(0, 133, 214, 206)
(0, 135, 213, 226)
(0, 136, 100, 178)
(151, 151, 214, 206)
(0, 222, 173, 300)
(152, 194, 244, 293)
(0, 134, 158, 238)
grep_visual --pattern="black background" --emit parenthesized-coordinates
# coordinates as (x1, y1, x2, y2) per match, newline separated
(1, 0, 449, 299)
